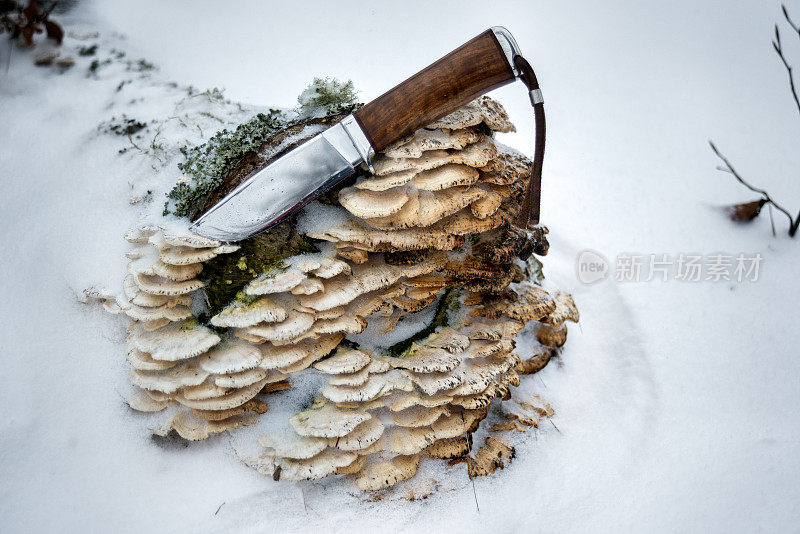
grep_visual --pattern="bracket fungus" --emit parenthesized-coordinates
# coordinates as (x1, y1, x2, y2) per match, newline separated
(355, 455, 421, 491)
(92, 96, 579, 493)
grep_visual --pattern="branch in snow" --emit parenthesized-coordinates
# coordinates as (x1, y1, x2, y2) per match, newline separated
(773, 5, 800, 119)
(709, 140, 800, 236)
(708, 5, 800, 238)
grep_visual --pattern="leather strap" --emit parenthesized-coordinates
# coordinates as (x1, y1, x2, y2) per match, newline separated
(511, 55, 545, 229)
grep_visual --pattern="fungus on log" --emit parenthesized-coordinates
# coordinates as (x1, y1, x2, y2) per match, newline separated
(94, 92, 578, 493)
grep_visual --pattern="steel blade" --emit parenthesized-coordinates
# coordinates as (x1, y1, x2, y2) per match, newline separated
(190, 124, 361, 241)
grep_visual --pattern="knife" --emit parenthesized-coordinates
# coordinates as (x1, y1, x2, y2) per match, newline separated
(191, 26, 543, 241)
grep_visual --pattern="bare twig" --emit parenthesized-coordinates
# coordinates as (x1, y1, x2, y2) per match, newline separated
(773, 14, 800, 119)
(4, 39, 12, 76)
(769, 204, 777, 237)
(42, 1, 59, 17)
(709, 140, 800, 236)
(469, 471, 480, 512)
(126, 133, 145, 153)
(783, 4, 800, 35)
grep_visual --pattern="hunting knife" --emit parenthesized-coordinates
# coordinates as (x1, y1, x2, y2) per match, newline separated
(191, 27, 541, 241)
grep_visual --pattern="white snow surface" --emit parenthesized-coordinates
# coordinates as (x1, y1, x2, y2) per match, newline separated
(2, 1, 800, 532)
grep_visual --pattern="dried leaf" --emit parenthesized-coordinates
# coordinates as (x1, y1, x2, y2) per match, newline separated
(21, 1, 42, 23)
(43, 19, 63, 44)
(725, 199, 766, 222)
(19, 25, 34, 45)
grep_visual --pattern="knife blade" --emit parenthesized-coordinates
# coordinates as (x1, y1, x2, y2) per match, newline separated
(189, 116, 369, 241)
(191, 26, 527, 241)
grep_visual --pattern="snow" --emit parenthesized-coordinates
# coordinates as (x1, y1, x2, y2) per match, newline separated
(350, 294, 441, 353)
(2, 0, 800, 532)
(296, 200, 352, 236)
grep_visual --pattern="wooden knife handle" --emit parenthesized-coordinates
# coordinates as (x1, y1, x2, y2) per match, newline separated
(353, 29, 516, 152)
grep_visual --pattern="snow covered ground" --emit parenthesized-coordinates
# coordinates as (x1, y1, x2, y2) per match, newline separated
(2, 0, 800, 532)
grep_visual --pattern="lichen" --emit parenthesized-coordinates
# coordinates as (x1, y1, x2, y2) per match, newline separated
(387, 288, 461, 357)
(233, 290, 258, 307)
(164, 77, 361, 219)
(297, 77, 358, 119)
(167, 109, 289, 219)
(526, 255, 545, 283)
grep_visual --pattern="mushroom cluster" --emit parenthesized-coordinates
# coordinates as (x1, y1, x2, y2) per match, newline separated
(91, 96, 579, 491)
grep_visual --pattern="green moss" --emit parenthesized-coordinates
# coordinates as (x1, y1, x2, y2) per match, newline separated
(100, 114, 147, 136)
(337, 338, 360, 351)
(297, 394, 323, 413)
(233, 289, 259, 307)
(200, 221, 319, 316)
(78, 44, 97, 56)
(179, 318, 197, 331)
(129, 59, 156, 72)
(387, 288, 461, 357)
(88, 58, 111, 74)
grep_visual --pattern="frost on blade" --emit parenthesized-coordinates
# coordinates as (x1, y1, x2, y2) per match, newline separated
(91, 92, 580, 495)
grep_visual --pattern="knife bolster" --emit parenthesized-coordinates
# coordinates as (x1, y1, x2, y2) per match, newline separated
(322, 115, 375, 166)
(353, 29, 516, 152)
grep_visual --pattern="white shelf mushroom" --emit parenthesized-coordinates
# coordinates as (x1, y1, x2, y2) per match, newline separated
(427, 96, 516, 132)
(339, 186, 412, 219)
(155, 411, 256, 441)
(130, 362, 209, 394)
(245, 267, 307, 295)
(289, 402, 371, 439)
(158, 244, 238, 266)
(270, 449, 359, 481)
(198, 342, 263, 374)
(392, 405, 450, 428)
(330, 416, 385, 451)
(128, 321, 220, 362)
(411, 164, 480, 192)
(355, 455, 421, 491)
(383, 128, 481, 159)
(259, 432, 328, 460)
(126, 347, 178, 371)
(174, 376, 272, 411)
(210, 297, 287, 328)
(243, 310, 315, 342)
